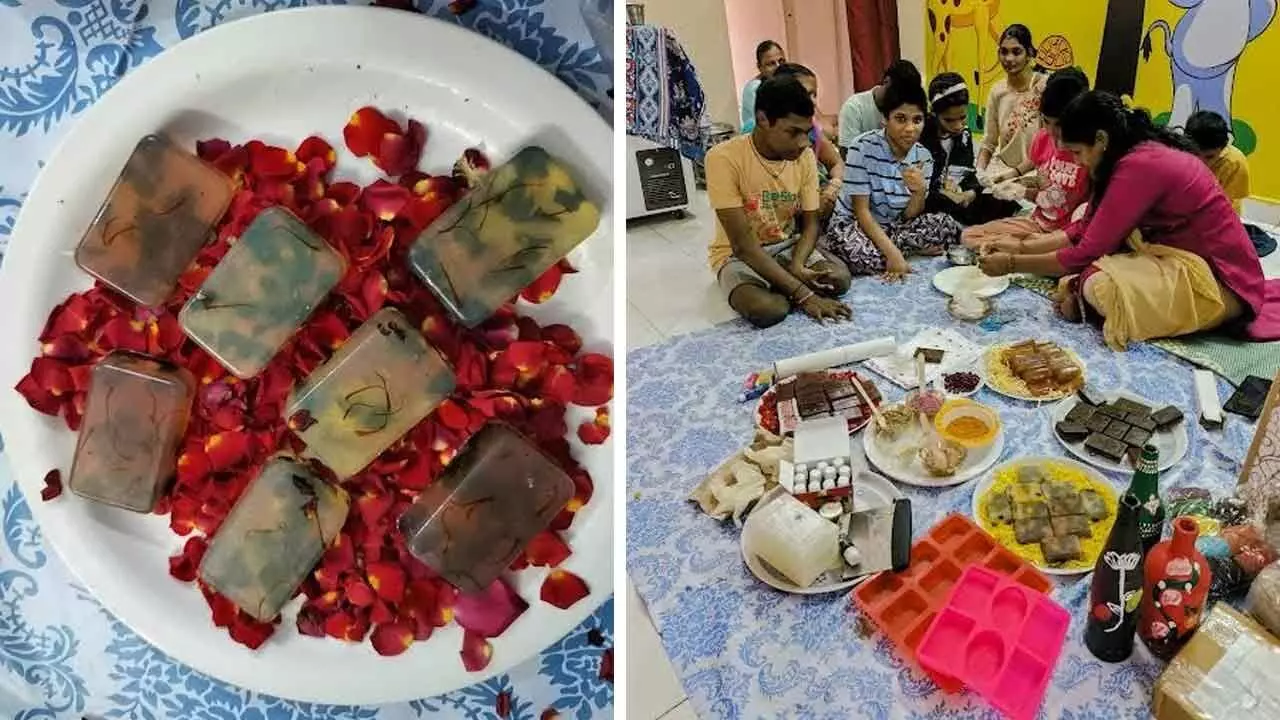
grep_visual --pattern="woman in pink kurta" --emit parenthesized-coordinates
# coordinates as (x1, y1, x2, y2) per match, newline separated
(976, 91, 1280, 345)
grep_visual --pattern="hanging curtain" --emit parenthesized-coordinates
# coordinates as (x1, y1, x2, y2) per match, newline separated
(626, 24, 710, 161)
(845, 0, 900, 91)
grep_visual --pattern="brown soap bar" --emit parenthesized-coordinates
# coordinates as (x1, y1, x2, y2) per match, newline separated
(407, 146, 601, 327)
(1085, 433, 1127, 462)
(1041, 534, 1083, 563)
(914, 347, 945, 364)
(1078, 386, 1107, 406)
(1128, 413, 1157, 432)
(199, 459, 349, 621)
(69, 352, 195, 512)
(1049, 492, 1084, 516)
(398, 422, 574, 593)
(75, 135, 234, 307)
(1051, 514, 1092, 539)
(1055, 421, 1089, 443)
(1152, 405, 1185, 430)
(1124, 427, 1153, 448)
(1065, 402, 1095, 425)
(1080, 490, 1108, 521)
(1103, 419, 1132, 441)
(1113, 398, 1152, 416)
(1085, 413, 1113, 434)
(1097, 403, 1126, 420)
(1015, 517, 1050, 544)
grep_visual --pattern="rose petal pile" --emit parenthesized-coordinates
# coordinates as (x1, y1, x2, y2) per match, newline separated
(16, 108, 612, 669)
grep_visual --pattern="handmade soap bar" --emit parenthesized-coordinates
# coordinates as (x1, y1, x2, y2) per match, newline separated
(407, 146, 601, 327)
(180, 207, 345, 378)
(741, 492, 840, 588)
(75, 135, 234, 307)
(398, 422, 574, 593)
(68, 352, 195, 512)
(199, 458, 349, 621)
(285, 307, 455, 479)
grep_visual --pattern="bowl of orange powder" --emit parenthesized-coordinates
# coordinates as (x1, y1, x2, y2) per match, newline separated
(934, 398, 1002, 450)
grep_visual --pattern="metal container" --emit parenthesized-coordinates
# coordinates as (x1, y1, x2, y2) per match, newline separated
(948, 246, 976, 266)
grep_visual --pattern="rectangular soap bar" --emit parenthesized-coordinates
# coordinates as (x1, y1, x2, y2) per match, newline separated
(398, 422, 574, 593)
(179, 207, 345, 378)
(285, 307, 456, 479)
(69, 352, 195, 512)
(198, 458, 349, 621)
(75, 135, 234, 307)
(407, 146, 601, 327)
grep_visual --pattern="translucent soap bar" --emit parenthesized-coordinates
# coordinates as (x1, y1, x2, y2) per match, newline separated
(406, 146, 601, 327)
(285, 307, 456, 479)
(398, 422, 574, 593)
(75, 135, 234, 307)
(742, 493, 839, 588)
(179, 207, 345, 378)
(199, 458, 349, 621)
(69, 351, 195, 512)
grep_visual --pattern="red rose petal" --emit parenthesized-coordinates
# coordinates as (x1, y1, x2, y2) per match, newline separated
(196, 138, 232, 162)
(436, 399, 469, 431)
(577, 407, 611, 445)
(540, 570, 589, 610)
(249, 143, 301, 181)
(297, 607, 326, 638)
(343, 107, 399, 157)
(203, 431, 252, 471)
(454, 579, 528, 638)
(371, 621, 415, 656)
(39, 294, 96, 340)
(460, 630, 493, 672)
(541, 324, 583, 357)
(40, 469, 63, 502)
(572, 354, 613, 406)
(356, 491, 395, 528)
(449, 0, 477, 14)
(167, 536, 208, 582)
(366, 561, 407, 603)
(296, 135, 337, 173)
(600, 648, 614, 682)
(524, 531, 572, 567)
(538, 365, 577, 405)
(323, 611, 369, 642)
(229, 615, 276, 650)
(520, 263, 564, 304)
(345, 577, 376, 607)
(361, 179, 413, 222)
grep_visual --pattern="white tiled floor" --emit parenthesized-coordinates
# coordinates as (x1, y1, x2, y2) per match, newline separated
(625, 190, 728, 719)
(623, 190, 1280, 719)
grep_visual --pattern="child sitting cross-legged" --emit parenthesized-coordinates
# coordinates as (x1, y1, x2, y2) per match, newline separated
(961, 67, 1091, 252)
(822, 81, 962, 280)
(1185, 110, 1275, 257)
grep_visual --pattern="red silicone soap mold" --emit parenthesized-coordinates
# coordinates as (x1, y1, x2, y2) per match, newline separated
(915, 565, 1069, 720)
(851, 513, 1053, 692)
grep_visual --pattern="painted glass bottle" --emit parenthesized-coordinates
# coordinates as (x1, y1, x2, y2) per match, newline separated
(1085, 493, 1144, 662)
(1126, 444, 1165, 555)
(1138, 516, 1211, 661)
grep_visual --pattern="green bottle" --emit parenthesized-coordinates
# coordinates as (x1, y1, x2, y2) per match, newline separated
(1126, 444, 1165, 555)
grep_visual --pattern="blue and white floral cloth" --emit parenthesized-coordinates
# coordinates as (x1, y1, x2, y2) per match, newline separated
(0, 2, 613, 718)
(627, 258, 1255, 719)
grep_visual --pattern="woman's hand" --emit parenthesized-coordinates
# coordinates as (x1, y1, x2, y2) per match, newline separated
(819, 185, 839, 218)
(799, 294, 852, 323)
(902, 166, 927, 196)
(984, 238, 1024, 255)
(978, 251, 1014, 277)
(882, 252, 912, 282)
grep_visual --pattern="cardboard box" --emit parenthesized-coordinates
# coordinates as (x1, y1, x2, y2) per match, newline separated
(1152, 604, 1280, 720)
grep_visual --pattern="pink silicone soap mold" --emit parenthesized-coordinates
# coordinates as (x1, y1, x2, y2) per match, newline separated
(915, 565, 1069, 720)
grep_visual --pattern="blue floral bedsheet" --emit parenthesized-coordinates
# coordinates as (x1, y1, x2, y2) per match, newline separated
(0, 2, 613, 718)
(627, 258, 1253, 719)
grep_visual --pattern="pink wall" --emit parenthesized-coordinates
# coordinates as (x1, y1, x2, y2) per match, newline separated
(725, 0, 854, 120)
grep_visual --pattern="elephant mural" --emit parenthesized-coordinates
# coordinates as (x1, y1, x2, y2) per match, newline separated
(1141, 0, 1277, 132)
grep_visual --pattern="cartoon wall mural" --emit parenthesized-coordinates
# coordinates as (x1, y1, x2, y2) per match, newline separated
(925, 1, 1280, 199)
(1141, 0, 1276, 138)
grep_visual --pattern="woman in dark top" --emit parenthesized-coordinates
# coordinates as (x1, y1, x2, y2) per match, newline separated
(920, 73, 1019, 225)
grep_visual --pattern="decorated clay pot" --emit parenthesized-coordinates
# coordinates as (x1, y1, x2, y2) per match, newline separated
(1138, 516, 1212, 660)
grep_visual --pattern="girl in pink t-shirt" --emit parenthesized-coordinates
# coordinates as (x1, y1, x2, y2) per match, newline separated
(962, 68, 1090, 250)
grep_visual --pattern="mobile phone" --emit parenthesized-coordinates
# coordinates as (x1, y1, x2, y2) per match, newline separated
(1224, 375, 1273, 420)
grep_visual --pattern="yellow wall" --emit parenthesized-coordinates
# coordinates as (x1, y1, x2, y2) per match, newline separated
(922, 1, 1280, 200)
(645, 0, 740, 126)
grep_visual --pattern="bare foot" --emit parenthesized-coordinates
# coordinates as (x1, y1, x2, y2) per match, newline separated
(1055, 282, 1082, 323)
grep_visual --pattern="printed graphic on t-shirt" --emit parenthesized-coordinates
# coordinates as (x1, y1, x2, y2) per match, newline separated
(744, 190, 798, 244)
(1036, 154, 1084, 222)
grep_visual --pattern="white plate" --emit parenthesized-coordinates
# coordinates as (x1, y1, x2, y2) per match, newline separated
(0, 8, 613, 705)
(979, 342, 1088, 403)
(932, 266, 1010, 298)
(862, 421, 1006, 488)
(970, 456, 1119, 576)
(741, 477, 903, 594)
(1049, 391, 1189, 473)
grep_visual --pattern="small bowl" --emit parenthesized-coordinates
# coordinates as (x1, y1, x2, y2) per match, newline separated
(934, 398, 1002, 450)
(948, 246, 976, 266)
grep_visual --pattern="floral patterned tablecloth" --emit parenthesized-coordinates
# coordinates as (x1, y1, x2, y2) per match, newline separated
(627, 258, 1255, 719)
(0, 2, 613, 718)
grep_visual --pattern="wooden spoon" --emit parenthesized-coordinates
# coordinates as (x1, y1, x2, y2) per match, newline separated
(850, 374, 885, 432)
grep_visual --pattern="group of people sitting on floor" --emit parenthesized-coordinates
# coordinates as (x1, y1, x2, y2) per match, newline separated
(707, 25, 1280, 350)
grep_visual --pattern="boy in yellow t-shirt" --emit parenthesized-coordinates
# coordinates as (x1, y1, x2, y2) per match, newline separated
(705, 75, 852, 328)
(1186, 110, 1250, 213)
(1186, 111, 1274, 257)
